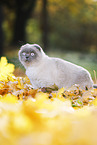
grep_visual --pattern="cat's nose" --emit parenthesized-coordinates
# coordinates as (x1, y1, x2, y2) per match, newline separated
(26, 56, 29, 60)
(25, 55, 29, 61)
(26, 56, 29, 59)
(26, 54, 29, 59)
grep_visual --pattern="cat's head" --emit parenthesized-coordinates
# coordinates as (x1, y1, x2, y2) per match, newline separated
(19, 44, 44, 68)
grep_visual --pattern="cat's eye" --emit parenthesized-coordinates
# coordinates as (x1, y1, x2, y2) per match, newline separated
(31, 53, 34, 56)
(22, 52, 26, 56)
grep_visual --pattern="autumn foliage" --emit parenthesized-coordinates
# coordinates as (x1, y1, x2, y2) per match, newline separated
(0, 57, 97, 145)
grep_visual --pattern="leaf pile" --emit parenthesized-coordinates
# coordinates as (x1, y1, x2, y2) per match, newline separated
(0, 57, 97, 145)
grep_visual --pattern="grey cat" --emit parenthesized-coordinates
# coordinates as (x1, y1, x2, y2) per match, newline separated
(18, 43, 93, 89)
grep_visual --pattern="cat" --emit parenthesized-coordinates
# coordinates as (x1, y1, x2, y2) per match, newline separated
(18, 43, 93, 89)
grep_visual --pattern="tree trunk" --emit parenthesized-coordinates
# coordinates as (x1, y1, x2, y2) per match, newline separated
(12, 0, 37, 46)
(41, 0, 49, 51)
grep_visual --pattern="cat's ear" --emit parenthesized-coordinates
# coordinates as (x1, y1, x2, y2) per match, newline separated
(20, 43, 30, 50)
(33, 44, 41, 52)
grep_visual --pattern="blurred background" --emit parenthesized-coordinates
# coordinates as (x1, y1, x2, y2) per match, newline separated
(0, 0, 97, 79)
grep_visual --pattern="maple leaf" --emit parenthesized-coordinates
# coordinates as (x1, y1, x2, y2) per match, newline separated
(0, 57, 14, 81)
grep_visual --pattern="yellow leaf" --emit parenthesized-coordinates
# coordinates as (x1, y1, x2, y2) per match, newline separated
(11, 113, 33, 134)
(0, 57, 15, 81)
(91, 98, 97, 106)
(1, 94, 18, 104)
(0, 57, 7, 66)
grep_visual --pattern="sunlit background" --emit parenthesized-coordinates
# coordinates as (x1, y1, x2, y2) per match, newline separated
(0, 0, 97, 79)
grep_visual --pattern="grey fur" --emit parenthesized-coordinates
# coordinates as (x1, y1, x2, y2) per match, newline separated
(19, 43, 93, 89)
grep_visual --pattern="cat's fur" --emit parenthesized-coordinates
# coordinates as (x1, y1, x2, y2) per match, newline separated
(19, 43, 93, 89)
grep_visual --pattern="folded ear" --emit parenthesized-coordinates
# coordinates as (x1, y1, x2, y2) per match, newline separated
(33, 44, 41, 52)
